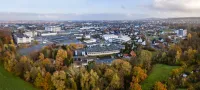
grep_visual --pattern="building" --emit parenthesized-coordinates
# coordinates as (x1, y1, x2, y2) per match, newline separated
(102, 34, 118, 40)
(176, 29, 187, 37)
(84, 38, 97, 43)
(41, 32, 57, 36)
(86, 44, 122, 56)
(13, 33, 33, 44)
(24, 31, 38, 37)
(45, 26, 61, 32)
(117, 35, 131, 42)
(103, 34, 131, 43)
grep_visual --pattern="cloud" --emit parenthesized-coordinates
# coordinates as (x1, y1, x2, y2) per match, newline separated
(153, 0, 200, 12)
(121, 5, 126, 10)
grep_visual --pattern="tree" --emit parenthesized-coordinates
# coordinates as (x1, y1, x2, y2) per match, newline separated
(24, 71, 30, 81)
(89, 70, 99, 89)
(138, 50, 152, 70)
(34, 73, 44, 88)
(39, 53, 45, 61)
(112, 59, 132, 76)
(188, 33, 192, 40)
(132, 66, 147, 83)
(51, 71, 66, 90)
(175, 51, 181, 63)
(187, 48, 197, 60)
(80, 69, 90, 90)
(42, 58, 51, 65)
(129, 82, 142, 90)
(3, 51, 16, 72)
(14, 56, 32, 76)
(104, 68, 114, 81)
(110, 73, 121, 89)
(65, 66, 79, 90)
(55, 49, 67, 69)
(154, 81, 167, 90)
(42, 72, 54, 90)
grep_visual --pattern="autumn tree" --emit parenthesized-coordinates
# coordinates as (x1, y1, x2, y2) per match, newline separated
(24, 71, 30, 81)
(14, 56, 32, 77)
(154, 81, 167, 90)
(65, 66, 79, 90)
(89, 70, 99, 89)
(3, 51, 16, 72)
(175, 50, 181, 63)
(187, 48, 197, 61)
(112, 59, 132, 76)
(55, 49, 67, 70)
(132, 66, 147, 83)
(129, 82, 142, 90)
(104, 68, 115, 81)
(80, 68, 99, 90)
(41, 72, 54, 90)
(39, 53, 45, 61)
(34, 73, 44, 88)
(80, 69, 90, 90)
(187, 33, 192, 40)
(109, 73, 121, 89)
(138, 50, 152, 70)
(51, 71, 66, 90)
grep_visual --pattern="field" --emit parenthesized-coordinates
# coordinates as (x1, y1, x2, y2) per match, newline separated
(141, 64, 180, 90)
(0, 65, 37, 90)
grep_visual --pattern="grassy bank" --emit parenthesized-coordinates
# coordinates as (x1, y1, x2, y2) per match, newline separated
(142, 64, 180, 90)
(0, 65, 37, 90)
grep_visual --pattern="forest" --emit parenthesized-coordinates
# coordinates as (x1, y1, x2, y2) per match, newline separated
(0, 27, 200, 90)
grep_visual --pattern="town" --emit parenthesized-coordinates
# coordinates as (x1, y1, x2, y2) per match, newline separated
(5, 20, 188, 67)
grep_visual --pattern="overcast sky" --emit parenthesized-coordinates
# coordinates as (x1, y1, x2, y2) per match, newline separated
(0, 0, 200, 20)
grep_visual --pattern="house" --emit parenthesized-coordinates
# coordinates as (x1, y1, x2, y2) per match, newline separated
(73, 56, 96, 67)
(137, 38, 143, 43)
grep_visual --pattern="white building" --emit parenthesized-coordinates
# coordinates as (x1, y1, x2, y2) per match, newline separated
(45, 26, 61, 32)
(176, 29, 187, 37)
(118, 35, 131, 42)
(84, 35, 91, 39)
(87, 50, 120, 56)
(41, 32, 57, 36)
(14, 34, 33, 44)
(102, 34, 119, 40)
(84, 38, 96, 43)
(24, 31, 38, 37)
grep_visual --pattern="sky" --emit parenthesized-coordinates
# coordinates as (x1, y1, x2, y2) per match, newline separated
(0, 0, 200, 20)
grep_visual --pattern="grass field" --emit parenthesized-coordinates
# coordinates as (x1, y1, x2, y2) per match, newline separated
(0, 65, 37, 90)
(141, 64, 180, 90)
